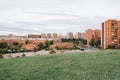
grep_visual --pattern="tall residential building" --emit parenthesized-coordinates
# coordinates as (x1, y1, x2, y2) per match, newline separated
(41, 33, 47, 39)
(28, 34, 41, 38)
(53, 33, 58, 38)
(62, 36, 67, 39)
(94, 29, 101, 39)
(68, 32, 74, 39)
(101, 19, 120, 49)
(81, 33, 86, 39)
(85, 29, 101, 44)
(75, 32, 82, 39)
(47, 33, 52, 39)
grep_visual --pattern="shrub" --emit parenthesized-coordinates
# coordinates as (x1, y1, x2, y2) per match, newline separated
(33, 48, 37, 52)
(15, 56, 20, 58)
(0, 53, 3, 58)
(22, 53, 26, 57)
(50, 49, 56, 54)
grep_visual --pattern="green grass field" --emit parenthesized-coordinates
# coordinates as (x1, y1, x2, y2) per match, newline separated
(0, 50, 120, 80)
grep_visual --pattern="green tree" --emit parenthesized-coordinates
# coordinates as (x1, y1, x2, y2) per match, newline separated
(89, 36, 95, 47)
(33, 47, 37, 53)
(13, 42, 22, 52)
(0, 42, 8, 49)
(25, 40, 29, 45)
(45, 40, 50, 48)
(0, 42, 8, 53)
(50, 40, 53, 45)
(108, 44, 116, 49)
(0, 53, 3, 58)
(95, 38, 101, 48)
(13, 42, 19, 46)
(38, 43, 44, 50)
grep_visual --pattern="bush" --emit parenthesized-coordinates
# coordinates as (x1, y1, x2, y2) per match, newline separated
(0, 53, 3, 58)
(50, 49, 56, 54)
(33, 48, 37, 52)
(15, 56, 20, 58)
(22, 53, 26, 57)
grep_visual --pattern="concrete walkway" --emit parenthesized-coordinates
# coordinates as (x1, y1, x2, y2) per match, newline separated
(3, 50, 96, 59)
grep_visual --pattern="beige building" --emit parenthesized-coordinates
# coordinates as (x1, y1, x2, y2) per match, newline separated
(75, 32, 81, 39)
(47, 33, 52, 39)
(53, 33, 58, 38)
(41, 33, 47, 39)
(68, 32, 74, 39)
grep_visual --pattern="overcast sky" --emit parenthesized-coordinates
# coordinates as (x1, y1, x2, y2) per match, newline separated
(0, 0, 120, 35)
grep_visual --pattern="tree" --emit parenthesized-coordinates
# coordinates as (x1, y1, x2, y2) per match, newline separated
(13, 42, 22, 52)
(108, 44, 115, 49)
(0, 53, 3, 58)
(81, 39, 87, 45)
(0, 42, 8, 49)
(33, 47, 37, 53)
(95, 38, 101, 48)
(25, 40, 29, 45)
(13, 42, 19, 46)
(38, 43, 44, 50)
(45, 40, 50, 48)
(89, 36, 95, 47)
(50, 40, 53, 45)
(0, 42, 8, 53)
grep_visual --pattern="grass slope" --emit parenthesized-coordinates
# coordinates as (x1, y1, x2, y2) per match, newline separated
(0, 50, 120, 80)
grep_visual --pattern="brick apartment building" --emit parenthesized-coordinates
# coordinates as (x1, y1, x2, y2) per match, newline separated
(101, 19, 120, 49)
(85, 29, 101, 44)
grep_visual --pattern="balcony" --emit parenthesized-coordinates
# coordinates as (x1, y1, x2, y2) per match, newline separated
(112, 26, 118, 30)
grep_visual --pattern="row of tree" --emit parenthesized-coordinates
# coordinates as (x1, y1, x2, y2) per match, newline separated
(62, 38, 87, 45)
(38, 40, 53, 50)
(0, 40, 54, 54)
(89, 37, 101, 48)
(62, 38, 87, 49)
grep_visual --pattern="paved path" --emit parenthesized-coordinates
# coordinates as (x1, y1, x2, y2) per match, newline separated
(3, 50, 96, 59)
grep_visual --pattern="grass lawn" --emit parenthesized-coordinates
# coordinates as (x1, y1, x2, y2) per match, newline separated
(0, 50, 120, 80)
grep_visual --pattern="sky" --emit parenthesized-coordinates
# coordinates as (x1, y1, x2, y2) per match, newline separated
(0, 0, 120, 35)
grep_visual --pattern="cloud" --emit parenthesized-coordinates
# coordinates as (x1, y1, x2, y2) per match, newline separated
(29, 11, 80, 18)
(0, 0, 120, 35)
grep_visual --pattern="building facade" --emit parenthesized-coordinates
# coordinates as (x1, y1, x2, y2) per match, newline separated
(41, 33, 47, 39)
(47, 33, 52, 39)
(28, 34, 41, 38)
(75, 32, 81, 39)
(53, 33, 58, 38)
(101, 19, 120, 49)
(85, 29, 101, 44)
(67, 32, 74, 39)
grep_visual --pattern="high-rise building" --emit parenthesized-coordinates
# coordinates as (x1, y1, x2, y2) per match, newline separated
(47, 33, 52, 39)
(28, 34, 41, 38)
(41, 33, 47, 39)
(81, 33, 86, 39)
(68, 32, 74, 39)
(94, 29, 101, 39)
(101, 19, 120, 49)
(75, 32, 82, 39)
(53, 33, 58, 38)
(85, 29, 101, 44)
